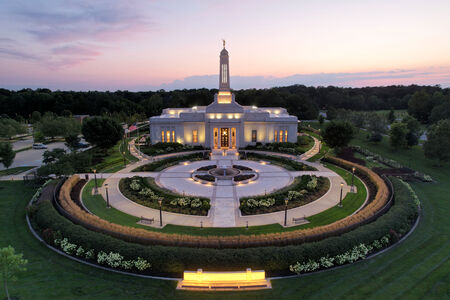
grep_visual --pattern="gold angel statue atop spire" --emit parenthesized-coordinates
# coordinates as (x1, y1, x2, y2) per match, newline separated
(222, 39, 226, 48)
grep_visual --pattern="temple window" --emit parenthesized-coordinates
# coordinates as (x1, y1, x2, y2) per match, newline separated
(252, 130, 257, 143)
(284, 130, 288, 142)
(193, 130, 198, 143)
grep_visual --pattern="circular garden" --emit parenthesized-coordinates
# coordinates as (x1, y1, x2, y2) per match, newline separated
(26, 148, 420, 279)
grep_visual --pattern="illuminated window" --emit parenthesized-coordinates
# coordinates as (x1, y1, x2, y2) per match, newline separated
(279, 130, 283, 142)
(161, 131, 165, 143)
(193, 130, 198, 143)
(284, 130, 288, 142)
(171, 130, 175, 142)
(166, 131, 170, 143)
(251, 130, 257, 143)
(274, 130, 278, 142)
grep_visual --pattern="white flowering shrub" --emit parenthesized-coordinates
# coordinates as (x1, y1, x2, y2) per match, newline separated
(129, 180, 141, 191)
(57, 238, 77, 255)
(170, 199, 178, 206)
(138, 188, 154, 196)
(289, 235, 391, 274)
(134, 257, 151, 271)
(97, 251, 123, 268)
(190, 198, 202, 208)
(307, 176, 318, 191)
(85, 249, 95, 260)
(177, 197, 191, 207)
(259, 198, 275, 207)
(246, 198, 259, 208)
(121, 260, 134, 270)
(319, 256, 334, 268)
(76, 246, 85, 257)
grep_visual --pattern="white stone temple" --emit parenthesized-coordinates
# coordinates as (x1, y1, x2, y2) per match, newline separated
(149, 42, 298, 149)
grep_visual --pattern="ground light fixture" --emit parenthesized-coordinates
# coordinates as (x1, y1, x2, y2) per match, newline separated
(351, 167, 356, 192)
(339, 182, 344, 207)
(105, 183, 110, 208)
(93, 169, 98, 194)
(122, 151, 126, 167)
(284, 197, 289, 226)
(158, 198, 163, 227)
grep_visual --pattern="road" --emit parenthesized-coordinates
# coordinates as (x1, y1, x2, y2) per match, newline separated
(0, 142, 69, 171)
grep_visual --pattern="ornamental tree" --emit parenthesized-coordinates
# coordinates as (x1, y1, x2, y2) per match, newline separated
(0, 142, 15, 169)
(81, 116, 124, 149)
(322, 121, 354, 151)
(389, 122, 408, 150)
(0, 246, 28, 300)
(424, 119, 450, 165)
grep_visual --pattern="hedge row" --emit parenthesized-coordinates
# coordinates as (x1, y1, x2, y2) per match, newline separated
(132, 152, 204, 172)
(30, 177, 417, 276)
(242, 152, 317, 171)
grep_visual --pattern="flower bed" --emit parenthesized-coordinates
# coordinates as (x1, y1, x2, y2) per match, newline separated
(242, 152, 317, 171)
(132, 152, 204, 172)
(232, 164, 252, 171)
(239, 175, 330, 215)
(139, 142, 204, 156)
(194, 174, 215, 182)
(233, 174, 255, 182)
(196, 165, 217, 171)
(243, 137, 313, 155)
(119, 176, 210, 216)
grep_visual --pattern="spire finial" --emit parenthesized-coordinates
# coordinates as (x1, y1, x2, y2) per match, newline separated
(222, 39, 226, 48)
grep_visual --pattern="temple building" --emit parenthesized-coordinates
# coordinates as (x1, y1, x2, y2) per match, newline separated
(149, 42, 298, 149)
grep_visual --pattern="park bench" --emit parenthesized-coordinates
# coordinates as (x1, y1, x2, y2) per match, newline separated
(292, 217, 308, 225)
(139, 216, 154, 225)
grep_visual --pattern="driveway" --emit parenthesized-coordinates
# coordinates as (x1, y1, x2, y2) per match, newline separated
(0, 142, 69, 171)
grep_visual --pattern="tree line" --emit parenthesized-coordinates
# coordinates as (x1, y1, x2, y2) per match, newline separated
(1, 85, 447, 121)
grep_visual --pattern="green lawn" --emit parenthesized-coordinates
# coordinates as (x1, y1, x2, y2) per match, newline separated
(91, 139, 138, 173)
(0, 166, 35, 176)
(0, 130, 448, 298)
(81, 170, 365, 236)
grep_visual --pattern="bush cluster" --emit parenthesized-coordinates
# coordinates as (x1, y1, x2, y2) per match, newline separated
(244, 138, 312, 155)
(242, 152, 317, 171)
(239, 175, 328, 215)
(120, 176, 210, 216)
(132, 152, 204, 172)
(289, 235, 390, 274)
(140, 142, 203, 156)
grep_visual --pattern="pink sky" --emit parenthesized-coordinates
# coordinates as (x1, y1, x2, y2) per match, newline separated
(0, 0, 450, 91)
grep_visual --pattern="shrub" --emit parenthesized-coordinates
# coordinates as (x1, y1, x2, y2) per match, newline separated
(132, 152, 204, 172)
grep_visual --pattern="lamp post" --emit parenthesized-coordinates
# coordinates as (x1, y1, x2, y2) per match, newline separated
(339, 182, 344, 207)
(93, 169, 98, 194)
(158, 199, 163, 227)
(122, 151, 126, 167)
(284, 197, 289, 226)
(105, 183, 110, 208)
(351, 167, 355, 192)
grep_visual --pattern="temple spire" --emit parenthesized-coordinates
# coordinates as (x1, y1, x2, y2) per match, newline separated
(219, 42, 230, 91)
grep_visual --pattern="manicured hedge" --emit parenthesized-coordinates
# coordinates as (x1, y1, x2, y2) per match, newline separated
(30, 177, 418, 276)
(132, 152, 204, 172)
(243, 152, 317, 171)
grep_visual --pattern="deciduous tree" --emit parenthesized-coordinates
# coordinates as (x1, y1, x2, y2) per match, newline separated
(81, 117, 123, 149)
(0, 246, 27, 300)
(424, 119, 450, 164)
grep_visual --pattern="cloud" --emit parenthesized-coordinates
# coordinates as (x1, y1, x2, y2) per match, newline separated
(149, 69, 450, 91)
(51, 45, 100, 57)
(15, 1, 151, 44)
(0, 47, 40, 60)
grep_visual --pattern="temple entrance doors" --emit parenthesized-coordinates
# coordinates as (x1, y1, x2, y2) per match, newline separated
(220, 128, 229, 148)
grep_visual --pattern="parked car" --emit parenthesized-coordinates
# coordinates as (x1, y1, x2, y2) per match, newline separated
(32, 143, 48, 149)
(77, 142, 90, 148)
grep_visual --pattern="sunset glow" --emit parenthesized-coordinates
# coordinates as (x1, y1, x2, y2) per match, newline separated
(1, 0, 449, 90)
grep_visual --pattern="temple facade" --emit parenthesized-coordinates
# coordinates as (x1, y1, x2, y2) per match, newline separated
(149, 43, 298, 149)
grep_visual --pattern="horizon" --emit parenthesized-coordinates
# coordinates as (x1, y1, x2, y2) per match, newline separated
(1, 0, 450, 91)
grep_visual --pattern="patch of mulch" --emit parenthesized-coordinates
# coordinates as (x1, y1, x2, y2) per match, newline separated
(337, 147, 366, 166)
(70, 179, 87, 211)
